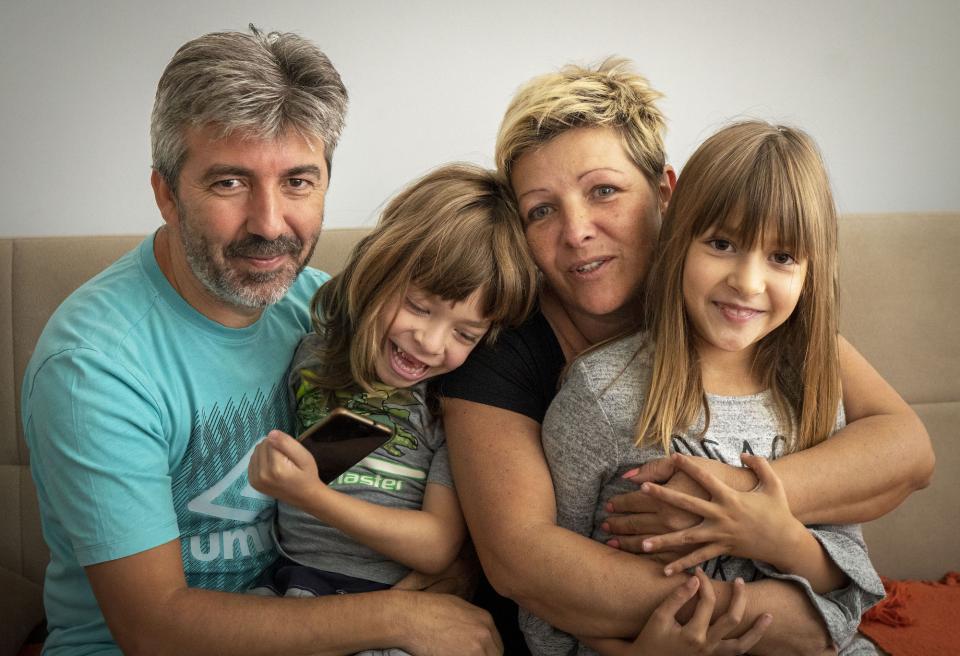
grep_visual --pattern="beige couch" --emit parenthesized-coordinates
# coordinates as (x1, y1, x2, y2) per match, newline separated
(2, 216, 957, 654)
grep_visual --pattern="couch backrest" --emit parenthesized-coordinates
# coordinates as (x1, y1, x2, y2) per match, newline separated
(1, 216, 957, 593)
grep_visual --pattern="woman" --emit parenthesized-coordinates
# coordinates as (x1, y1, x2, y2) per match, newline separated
(440, 59, 934, 654)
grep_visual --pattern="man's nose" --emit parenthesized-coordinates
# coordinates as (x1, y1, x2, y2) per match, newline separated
(246, 187, 286, 241)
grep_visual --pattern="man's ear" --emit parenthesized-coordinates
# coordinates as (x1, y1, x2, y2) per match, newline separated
(151, 169, 179, 226)
(658, 164, 677, 215)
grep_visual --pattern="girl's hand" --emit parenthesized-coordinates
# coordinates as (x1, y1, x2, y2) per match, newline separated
(629, 568, 772, 655)
(247, 429, 325, 508)
(603, 458, 704, 555)
(638, 453, 806, 574)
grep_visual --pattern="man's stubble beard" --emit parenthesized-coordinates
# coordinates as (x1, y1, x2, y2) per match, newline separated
(177, 205, 321, 309)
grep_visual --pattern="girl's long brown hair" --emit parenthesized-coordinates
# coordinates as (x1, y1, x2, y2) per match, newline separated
(636, 121, 841, 454)
(307, 163, 538, 392)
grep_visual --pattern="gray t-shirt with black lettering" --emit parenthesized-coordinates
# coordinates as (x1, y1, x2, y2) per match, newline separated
(524, 332, 884, 656)
(275, 332, 453, 585)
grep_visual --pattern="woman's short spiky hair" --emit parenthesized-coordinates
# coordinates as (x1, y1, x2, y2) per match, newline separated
(151, 25, 348, 189)
(495, 57, 667, 186)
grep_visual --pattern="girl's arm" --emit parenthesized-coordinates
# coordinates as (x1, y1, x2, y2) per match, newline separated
(638, 454, 847, 594)
(248, 431, 465, 575)
(606, 336, 934, 539)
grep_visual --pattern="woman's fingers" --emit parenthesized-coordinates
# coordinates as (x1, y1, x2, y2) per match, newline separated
(669, 453, 730, 500)
(741, 453, 782, 494)
(639, 481, 715, 518)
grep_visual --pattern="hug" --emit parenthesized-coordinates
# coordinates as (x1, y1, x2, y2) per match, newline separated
(10, 24, 946, 656)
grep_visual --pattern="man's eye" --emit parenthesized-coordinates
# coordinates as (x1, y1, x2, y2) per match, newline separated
(288, 178, 311, 189)
(213, 179, 242, 190)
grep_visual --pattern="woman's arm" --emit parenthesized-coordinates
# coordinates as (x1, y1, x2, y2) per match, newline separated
(249, 431, 465, 575)
(606, 336, 934, 536)
(782, 335, 934, 523)
(443, 399, 833, 654)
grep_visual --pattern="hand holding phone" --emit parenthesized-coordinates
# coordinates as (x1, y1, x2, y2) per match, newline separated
(297, 407, 394, 483)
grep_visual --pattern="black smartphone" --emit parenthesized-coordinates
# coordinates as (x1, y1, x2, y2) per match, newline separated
(297, 407, 394, 483)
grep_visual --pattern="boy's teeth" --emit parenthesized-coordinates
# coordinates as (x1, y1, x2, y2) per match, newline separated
(576, 260, 603, 273)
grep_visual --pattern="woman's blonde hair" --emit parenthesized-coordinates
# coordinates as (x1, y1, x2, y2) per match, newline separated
(495, 57, 667, 186)
(308, 163, 538, 391)
(636, 121, 841, 454)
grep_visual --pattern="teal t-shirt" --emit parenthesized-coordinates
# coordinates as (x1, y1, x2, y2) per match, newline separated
(21, 234, 329, 654)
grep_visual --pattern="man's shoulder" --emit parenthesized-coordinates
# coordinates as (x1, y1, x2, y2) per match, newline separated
(31, 240, 157, 360)
(280, 266, 328, 309)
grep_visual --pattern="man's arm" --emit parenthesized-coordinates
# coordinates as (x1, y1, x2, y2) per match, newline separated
(86, 539, 500, 656)
(443, 398, 833, 654)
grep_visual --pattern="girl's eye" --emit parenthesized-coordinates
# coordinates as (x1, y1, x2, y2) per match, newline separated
(771, 252, 797, 265)
(456, 330, 480, 345)
(707, 238, 734, 252)
(405, 298, 429, 315)
(526, 205, 553, 222)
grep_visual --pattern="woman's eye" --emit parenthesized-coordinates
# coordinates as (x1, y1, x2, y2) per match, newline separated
(708, 238, 734, 252)
(593, 185, 617, 198)
(527, 205, 552, 222)
(771, 252, 796, 265)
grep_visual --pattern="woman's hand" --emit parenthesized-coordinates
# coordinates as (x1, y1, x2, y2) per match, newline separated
(630, 568, 772, 655)
(603, 458, 706, 555)
(637, 453, 805, 575)
(247, 429, 326, 508)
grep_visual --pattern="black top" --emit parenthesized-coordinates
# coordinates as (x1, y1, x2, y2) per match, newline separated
(439, 307, 566, 424)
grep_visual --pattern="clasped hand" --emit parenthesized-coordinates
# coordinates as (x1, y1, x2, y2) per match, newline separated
(606, 452, 797, 574)
(247, 429, 326, 508)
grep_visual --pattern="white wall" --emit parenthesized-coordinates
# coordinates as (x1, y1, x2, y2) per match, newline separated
(2, 0, 957, 237)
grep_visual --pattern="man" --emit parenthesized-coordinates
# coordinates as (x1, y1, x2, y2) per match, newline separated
(22, 26, 499, 655)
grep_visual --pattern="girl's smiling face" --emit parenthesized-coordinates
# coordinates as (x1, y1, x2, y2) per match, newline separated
(374, 285, 490, 388)
(682, 225, 808, 367)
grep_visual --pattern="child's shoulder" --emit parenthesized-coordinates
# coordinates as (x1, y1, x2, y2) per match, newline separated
(566, 331, 654, 398)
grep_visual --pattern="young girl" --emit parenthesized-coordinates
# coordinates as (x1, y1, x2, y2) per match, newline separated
(529, 121, 885, 656)
(246, 163, 536, 633)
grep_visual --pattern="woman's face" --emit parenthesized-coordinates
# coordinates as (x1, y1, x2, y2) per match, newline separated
(511, 126, 672, 328)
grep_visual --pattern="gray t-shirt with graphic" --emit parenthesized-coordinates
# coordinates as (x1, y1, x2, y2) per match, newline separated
(275, 332, 453, 585)
(525, 332, 884, 656)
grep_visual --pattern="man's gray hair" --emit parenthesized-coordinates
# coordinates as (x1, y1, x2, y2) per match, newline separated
(151, 25, 348, 189)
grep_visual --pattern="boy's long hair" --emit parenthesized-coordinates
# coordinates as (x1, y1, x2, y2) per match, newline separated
(308, 163, 538, 391)
(636, 121, 841, 454)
